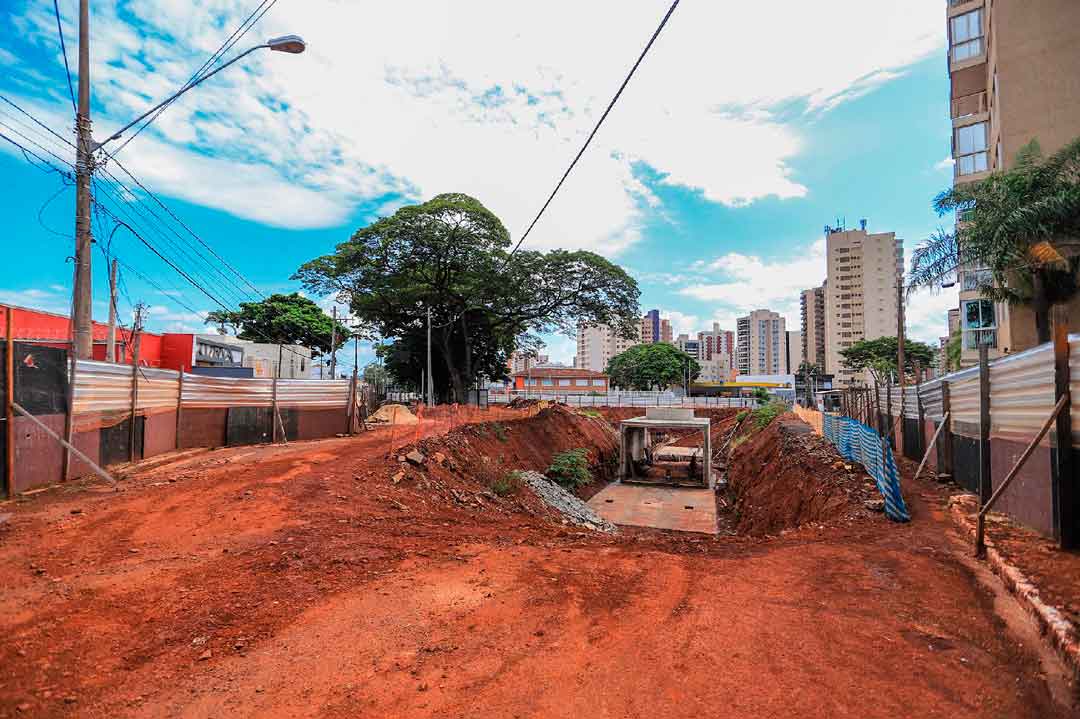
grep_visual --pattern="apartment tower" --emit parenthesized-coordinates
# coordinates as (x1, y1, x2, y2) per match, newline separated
(823, 222, 903, 386)
(575, 323, 639, 373)
(946, 0, 1080, 364)
(640, 309, 673, 344)
(799, 284, 826, 371)
(736, 309, 786, 376)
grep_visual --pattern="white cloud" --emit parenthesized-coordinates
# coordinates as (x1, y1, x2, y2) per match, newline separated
(5, 0, 944, 251)
(679, 238, 826, 329)
(659, 309, 701, 337)
(934, 155, 955, 172)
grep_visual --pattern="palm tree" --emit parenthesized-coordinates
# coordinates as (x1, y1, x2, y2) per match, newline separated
(908, 137, 1080, 343)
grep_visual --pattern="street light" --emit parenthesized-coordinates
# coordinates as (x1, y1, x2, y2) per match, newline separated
(98, 36, 307, 148)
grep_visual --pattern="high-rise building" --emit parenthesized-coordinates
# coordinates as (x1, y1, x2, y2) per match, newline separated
(674, 333, 701, 359)
(640, 309, 673, 344)
(784, 330, 802, 374)
(736, 309, 786, 375)
(946, 0, 1080, 365)
(509, 351, 549, 374)
(800, 284, 827, 371)
(697, 323, 734, 361)
(575, 323, 640, 372)
(823, 223, 903, 386)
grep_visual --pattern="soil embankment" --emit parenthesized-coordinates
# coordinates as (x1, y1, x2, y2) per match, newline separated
(726, 413, 880, 536)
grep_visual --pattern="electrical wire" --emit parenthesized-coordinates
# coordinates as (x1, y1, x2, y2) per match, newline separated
(52, 0, 78, 117)
(504, 0, 681, 261)
(111, 0, 279, 156)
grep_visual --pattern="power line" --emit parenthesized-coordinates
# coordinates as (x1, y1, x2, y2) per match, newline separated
(0, 94, 76, 149)
(52, 0, 77, 116)
(97, 146, 266, 299)
(111, 0, 279, 156)
(505, 0, 681, 261)
(0, 128, 73, 178)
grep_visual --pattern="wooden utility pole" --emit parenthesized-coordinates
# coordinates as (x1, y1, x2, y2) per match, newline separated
(940, 380, 954, 481)
(1052, 307, 1076, 548)
(72, 0, 94, 359)
(106, 259, 118, 362)
(5, 307, 15, 498)
(175, 370, 184, 450)
(329, 306, 338, 379)
(128, 304, 143, 462)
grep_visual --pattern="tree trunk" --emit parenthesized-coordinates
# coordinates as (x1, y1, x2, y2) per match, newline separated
(1033, 270, 1051, 344)
(459, 314, 473, 390)
(438, 328, 465, 403)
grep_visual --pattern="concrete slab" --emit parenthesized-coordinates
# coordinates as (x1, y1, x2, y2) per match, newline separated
(653, 446, 702, 461)
(587, 484, 718, 535)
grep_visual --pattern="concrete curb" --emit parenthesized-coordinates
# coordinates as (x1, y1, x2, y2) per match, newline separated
(948, 496, 1080, 682)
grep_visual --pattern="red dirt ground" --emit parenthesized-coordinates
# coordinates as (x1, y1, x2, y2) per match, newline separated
(727, 413, 880, 536)
(0, 408, 1075, 718)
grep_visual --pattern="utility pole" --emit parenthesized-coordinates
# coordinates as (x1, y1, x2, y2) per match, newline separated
(128, 303, 144, 462)
(896, 279, 906, 451)
(106, 259, 117, 362)
(426, 306, 433, 406)
(329, 305, 338, 379)
(72, 0, 94, 360)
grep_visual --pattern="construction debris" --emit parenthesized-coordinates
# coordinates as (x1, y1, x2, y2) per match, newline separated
(518, 471, 616, 533)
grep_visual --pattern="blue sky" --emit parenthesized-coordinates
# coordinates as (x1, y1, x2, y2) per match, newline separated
(0, 0, 958, 370)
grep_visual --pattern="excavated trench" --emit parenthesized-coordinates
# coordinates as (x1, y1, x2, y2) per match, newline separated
(395, 405, 880, 538)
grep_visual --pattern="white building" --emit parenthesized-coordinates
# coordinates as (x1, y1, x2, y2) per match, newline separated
(196, 334, 313, 379)
(575, 322, 640, 373)
(736, 310, 786, 375)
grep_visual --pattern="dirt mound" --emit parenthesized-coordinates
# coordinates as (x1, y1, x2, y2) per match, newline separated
(370, 403, 419, 425)
(725, 413, 879, 536)
(386, 405, 620, 517)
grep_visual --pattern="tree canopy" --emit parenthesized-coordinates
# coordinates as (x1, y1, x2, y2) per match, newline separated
(204, 293, 352, 356)
(293, 193, 640, 399)
(907, 137, 1080, 343)
(839, 336, 936, 386)
(605, 343, 700, 391)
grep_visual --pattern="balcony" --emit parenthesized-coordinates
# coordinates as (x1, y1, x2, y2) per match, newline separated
(961, 268, 993, 291)
(962, 328, 997, 350)
(951, 91, 987, 120)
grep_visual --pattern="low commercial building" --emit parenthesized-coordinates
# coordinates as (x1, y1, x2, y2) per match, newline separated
(512, 367, 609, 393)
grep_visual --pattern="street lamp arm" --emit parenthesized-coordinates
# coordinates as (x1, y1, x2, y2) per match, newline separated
(98, 44, 267, 148)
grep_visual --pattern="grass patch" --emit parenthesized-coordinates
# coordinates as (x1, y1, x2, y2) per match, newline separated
(751, 400, 788, 431)
(578, 408, 602, 418)
(546, 448, 591, 490)
(491, 422, 509, 441)
(492, 470, 524, 497)
(730, 434, 750, 450)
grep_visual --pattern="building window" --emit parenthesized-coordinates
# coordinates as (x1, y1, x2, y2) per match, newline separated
(962, 299, 997, 349)
(955, 122, 988, 176)
(575, 378, 588, 386)
(950, 9, 983, 62)
(542, 378, 554, 386)
(591, 379, 605, 387)
(557, 378, 571, 387)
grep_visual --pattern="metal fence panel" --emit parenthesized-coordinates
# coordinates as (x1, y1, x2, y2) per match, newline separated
(918, 378, 944, 421)
(1070, 334, 1080, 446)
(989, 343, 1055, 443)
(182, 374, 274, 408)
(136, 367, 180, 412)
(72, 360, 132, 413)
(948, 367, 981, 433)
(275, 379, 351, 408)
(902, 385, 921, 419)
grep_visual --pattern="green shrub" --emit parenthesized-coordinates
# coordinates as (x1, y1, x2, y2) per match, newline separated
(492, 471, 524, 497)
(578, 408, 602, 418)
(751, 400, 788, 431)
(730, 433, 750, 450)
(547, 448, 591, 489)
(491, 423, 508, 441)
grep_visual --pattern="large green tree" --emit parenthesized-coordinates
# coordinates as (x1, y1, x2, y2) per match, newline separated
(606, 343, 700, 391)
(293, 193, 640, 400)
(908, 138, 1080, 343)
(204, 293, 353, 356)
(839, 336, 936, 386)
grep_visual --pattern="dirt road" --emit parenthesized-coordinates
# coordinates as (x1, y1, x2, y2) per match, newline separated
(0, 413, 1073, 718)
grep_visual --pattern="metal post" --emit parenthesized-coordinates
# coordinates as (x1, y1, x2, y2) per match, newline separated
(1052, 309, 1076, 548)
(915, 361, 925, 458)
(329, 306, 338, 379)
(426, 306, 433, 407)
(106, 259, 117, 362)
(272, 344, 281, 443)
(885, 378, 892, 445)
(128, 306, 143, 462)
(5, 307, 15, 497)
(175, 370, 184, 450)
(978, 344, 992, 505)
(896, 281, 906, 456)
(72, 0, 94, 360)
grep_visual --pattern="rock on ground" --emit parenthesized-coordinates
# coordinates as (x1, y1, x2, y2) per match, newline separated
(518, 471, 616, 533)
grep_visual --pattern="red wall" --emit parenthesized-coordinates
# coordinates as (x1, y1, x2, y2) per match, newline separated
(159, 334, 195, 372)
(3, 304, 166, 367)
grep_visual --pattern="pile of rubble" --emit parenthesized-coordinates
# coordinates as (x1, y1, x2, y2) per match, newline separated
(517, 471, 616, 533)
